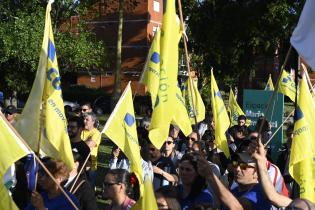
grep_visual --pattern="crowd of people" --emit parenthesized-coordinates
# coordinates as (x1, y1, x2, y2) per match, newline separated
(1, 101, 315, 210)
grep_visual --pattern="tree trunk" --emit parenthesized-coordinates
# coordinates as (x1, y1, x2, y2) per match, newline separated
(111, 0, 124, 110)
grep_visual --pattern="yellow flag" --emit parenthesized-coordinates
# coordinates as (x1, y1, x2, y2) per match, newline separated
(15, 0, 74, 169)
(141, 28, 191, 143)
(278, 70, 297, 102)
(211, 70, 230, 158)
(265, 74, 275, 91)
(227, 88, 250, 126)
(183, 78, 206, 124)
(0, 113, 30, 210)
(171, 85, 192, 136)
(140, 29, 161, 108)
(289, 76, 315, 203)
(101, 82, 143, 196)
(147, 0, 182, 149)
(131, 178, 158, 210)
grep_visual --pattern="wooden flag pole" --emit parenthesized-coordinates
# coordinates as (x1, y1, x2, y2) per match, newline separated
(177, 0, 199, 126)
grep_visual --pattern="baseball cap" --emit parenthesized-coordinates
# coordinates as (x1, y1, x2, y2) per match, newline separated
(237, 151, 256, 164)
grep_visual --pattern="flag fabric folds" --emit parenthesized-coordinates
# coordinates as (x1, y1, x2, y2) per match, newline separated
(289, 76, 315, 203)
(210, 70, 230, 158)
(227, 88, 250, 126)
(15, 0, 74, 169)
(290, 0, 315, 71)
(141, 0, 183, 149)
(171, 85, 192, 137)
(0, 113, 30, 210)
(265, 74, 275, 91)
(182, 78, 206, 124)
(101, 82, 144, 196)
(278, 70, 296, 102)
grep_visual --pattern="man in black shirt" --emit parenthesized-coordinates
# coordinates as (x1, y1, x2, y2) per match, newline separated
(68, 116, 91, 167)
(147, 141, 178, 190)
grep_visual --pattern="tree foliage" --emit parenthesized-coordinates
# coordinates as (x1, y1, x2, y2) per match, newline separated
(0, 0, 106, 94)
(181, 0, 305, 92)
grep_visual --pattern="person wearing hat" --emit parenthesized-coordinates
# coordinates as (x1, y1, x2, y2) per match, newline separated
(4, 105, 18, 125)
(229, 151, 272, 210)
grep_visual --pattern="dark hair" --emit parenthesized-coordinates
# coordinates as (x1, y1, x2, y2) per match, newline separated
(156, 186, 181, 210)
(106, 169, 132, 195)
(255, 117, 270, 132)
(238, 115, 246, 121)
(179, 152, 207, 198)
(189, 203, 214, 210)
(81, 102, 92, 109)
(68, 116, 85, 128)
(202, 130, 215, 142)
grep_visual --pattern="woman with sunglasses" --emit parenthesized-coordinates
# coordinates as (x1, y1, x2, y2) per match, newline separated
(161, 136, 183, 167)
(177, 152, 215, 209)
(103, 169, 136, 210)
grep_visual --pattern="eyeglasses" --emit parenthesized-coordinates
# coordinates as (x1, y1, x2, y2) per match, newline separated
(166, 141, 174, 145)
(103, 182, 120, 188)
(232, 161, 255, 170)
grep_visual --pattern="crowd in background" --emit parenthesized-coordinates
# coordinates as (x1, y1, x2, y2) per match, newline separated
(1, 101, 314, 210)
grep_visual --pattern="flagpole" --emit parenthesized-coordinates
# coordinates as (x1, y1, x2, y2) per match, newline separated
(263, 109, 294, 147)
(0, 113, 79, 210)
(69, 152, 91, 193)
(177, 0, 198, 127)
(257, 45, 292, 145)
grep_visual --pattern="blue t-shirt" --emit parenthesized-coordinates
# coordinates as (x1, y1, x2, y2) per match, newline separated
(25, 190, 80, 210)
(179, 185, 214, 210)
(231, 183, 272, 210)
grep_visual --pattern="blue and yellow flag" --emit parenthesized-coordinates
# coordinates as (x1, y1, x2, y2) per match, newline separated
(182, 78, 206, 124)
(211, 70, 230, 158)
(0, 113, 30, 210)
(15, 0, 74, 169)
(278, 70, 296, 102)
(265, 74, 275, 91)
(101, 82, 144, 196)
(227, 88, 250, 126)
(289, 76, 315, 203)
(141, 29, 161, 107)
(145, 0, 183, 149)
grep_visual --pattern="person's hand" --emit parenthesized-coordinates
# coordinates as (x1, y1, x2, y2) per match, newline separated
(112, 148, 120, 159)
(30, 191, 45, 210)
(250, 138, 267, 166)
(197, 156, 212, 179)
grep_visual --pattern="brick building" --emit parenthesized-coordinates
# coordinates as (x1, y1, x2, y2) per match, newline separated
(72, 0, 163, 95)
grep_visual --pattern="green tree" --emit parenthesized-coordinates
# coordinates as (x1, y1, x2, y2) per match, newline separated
(0, 0, 106, 95)
(181, 0, 304, 93)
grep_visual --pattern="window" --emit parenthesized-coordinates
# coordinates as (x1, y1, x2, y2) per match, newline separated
(153, 0, 160, 12)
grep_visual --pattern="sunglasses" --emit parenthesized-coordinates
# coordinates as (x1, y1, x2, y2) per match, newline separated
(189, 137, 197, 141)
(81, 108, 88, 112)
(165, 141, 174, 145)
(232, 161, 255, 170)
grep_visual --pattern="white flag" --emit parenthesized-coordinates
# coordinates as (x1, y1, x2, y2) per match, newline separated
(290, 0, 315, 71)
